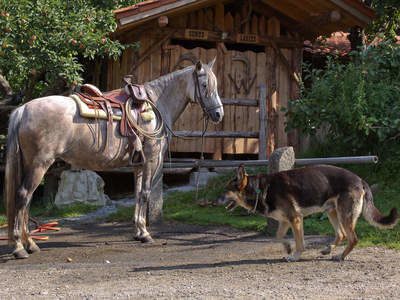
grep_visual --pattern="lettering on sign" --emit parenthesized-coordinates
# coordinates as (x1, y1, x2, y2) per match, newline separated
(185, 29, 208, 40)
(236, 34, 259, 44)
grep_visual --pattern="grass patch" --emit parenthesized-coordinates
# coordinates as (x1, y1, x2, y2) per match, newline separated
(0, 214, 6, 226)
(109, 160, 400, 249)
(29, 202, 100, 219)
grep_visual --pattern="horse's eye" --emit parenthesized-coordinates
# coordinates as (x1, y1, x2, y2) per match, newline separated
(202, 83, 207, 89)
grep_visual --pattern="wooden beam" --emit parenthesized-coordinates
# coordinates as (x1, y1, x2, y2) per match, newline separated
(173, 131, 259, 138)
(260, 0, 311, 23)
(162, 29, 303, 48)
(128, 30, 175, 74)
(221, 98, 258, 106)
(258, 83, 268, 160)
(291, 10, 341, 32)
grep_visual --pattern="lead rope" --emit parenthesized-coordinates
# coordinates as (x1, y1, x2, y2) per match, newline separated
(195, 117, 209, 203)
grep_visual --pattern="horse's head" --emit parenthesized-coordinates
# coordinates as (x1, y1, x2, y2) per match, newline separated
(189, 58, 224, 123)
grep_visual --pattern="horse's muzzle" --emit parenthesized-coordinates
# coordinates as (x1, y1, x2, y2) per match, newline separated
(209, 107, 224, 123)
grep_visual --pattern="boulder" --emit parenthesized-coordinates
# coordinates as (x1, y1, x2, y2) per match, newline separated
(54, 170, 109, 207)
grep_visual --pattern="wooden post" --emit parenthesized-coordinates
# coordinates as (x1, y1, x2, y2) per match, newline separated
(258, 83, 267, 160)
(267, 17, 280, 157)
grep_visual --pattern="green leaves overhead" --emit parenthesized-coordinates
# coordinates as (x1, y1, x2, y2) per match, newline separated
(0, 0, 139, 100)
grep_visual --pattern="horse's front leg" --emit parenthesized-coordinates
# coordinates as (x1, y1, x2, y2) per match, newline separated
(133, 138, 165, 243)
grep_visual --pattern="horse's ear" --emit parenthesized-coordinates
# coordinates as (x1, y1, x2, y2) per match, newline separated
(208, 57, 216, 70)
(195, 60, 203, 72)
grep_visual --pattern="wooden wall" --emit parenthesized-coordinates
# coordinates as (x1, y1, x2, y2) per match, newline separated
(107, 1, 302, 156)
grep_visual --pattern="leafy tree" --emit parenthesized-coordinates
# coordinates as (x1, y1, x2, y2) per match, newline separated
(284, 41, 400, 153)
(367, 0, 400, 39)
(0, 0, 138, 103)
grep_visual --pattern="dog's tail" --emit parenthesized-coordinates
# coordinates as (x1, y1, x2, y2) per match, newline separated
(362, 181, 398, 229)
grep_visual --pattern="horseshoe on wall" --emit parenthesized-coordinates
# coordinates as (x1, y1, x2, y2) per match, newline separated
(228, 55, 257, 95)
(173, 53, 199, 71)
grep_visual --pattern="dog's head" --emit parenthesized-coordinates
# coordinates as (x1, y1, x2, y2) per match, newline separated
(216, 165, 255, 211)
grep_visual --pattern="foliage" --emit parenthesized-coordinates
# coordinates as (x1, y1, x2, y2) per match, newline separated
(367, 0, 400, 39)
(283, 40, 400, 153)
(0, 0, 139, 100)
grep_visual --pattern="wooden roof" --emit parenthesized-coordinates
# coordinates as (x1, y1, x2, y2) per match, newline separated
(114, 0, 376, 39)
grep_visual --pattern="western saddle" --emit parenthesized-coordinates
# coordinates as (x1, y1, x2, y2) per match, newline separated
(75, 77, 149, 164)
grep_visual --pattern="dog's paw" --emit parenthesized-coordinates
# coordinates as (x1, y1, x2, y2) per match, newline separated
(285, 255, 300, 262)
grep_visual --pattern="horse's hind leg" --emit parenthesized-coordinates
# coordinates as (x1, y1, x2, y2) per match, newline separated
(133, 167, 143, 240)
(12, 165, 52, 258)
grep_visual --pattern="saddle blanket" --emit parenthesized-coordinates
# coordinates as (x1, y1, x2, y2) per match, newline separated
(70, 94, 155, 122)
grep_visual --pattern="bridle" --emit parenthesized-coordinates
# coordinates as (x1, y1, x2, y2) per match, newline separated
(192, 69, 223, 117)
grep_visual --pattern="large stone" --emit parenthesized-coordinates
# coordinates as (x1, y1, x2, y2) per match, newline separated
(189, 168, 219, 187)
(54, 170, 109, 207)
(268, 146, 295, 174)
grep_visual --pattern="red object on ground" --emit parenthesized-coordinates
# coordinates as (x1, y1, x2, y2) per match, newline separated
(0, 216, 60, 241)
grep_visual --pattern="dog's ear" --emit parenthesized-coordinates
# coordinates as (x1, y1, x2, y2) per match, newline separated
(236, 164, 247, 182)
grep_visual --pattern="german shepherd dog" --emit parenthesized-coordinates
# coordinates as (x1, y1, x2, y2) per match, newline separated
(217, 164, 398, 261)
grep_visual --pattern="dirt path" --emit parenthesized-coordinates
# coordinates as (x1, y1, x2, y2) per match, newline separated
(0, 220, 399, 299)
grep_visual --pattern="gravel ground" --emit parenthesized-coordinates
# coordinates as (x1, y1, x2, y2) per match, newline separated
(0, 217, 399, 299)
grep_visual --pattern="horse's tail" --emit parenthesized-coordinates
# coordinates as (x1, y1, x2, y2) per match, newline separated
(362, 180, 398, 229)
(5, 107, 24, 245)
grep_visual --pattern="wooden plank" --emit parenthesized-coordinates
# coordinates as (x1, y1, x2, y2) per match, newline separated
(107, 59, 113, 91)
(251, 14, 258, 35)
(113, 56, 121, 90)
(224, 12, 234, 32)
(205, 7, 214, 31)
(277, 48, 290, 147)
(266, 46, 277, 157)
(128, 31, 175, 75)
(246, 50, 258, 154)
(235, 12, 241, 34)
(174, 131, 259, 138)
(224, 49, 234, 154)
(259, 15, 266, 35)
(258, 83, 268, 159)
(151, 38, 162, 80)
(214, 42, 225, 160)
(169, 44, 179, 151)
(121, 49, 128, 80)
(221, 98, 258, 106)
(198, 9, 205, 29)
(215, 3, 224, 31)
(242, 1, 250, 34)
(188, 11, 197, 28)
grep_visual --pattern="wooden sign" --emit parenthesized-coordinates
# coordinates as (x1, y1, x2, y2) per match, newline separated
(185, 29, 208, 40)
(236, 34, 259, 44)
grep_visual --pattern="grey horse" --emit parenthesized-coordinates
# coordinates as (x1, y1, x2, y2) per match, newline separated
(5, 59, 224, 259)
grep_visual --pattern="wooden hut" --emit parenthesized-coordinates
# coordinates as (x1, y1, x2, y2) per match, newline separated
(105, 0, 375, 159)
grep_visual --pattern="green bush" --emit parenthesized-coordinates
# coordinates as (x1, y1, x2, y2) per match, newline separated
(284, 39, 400, 153)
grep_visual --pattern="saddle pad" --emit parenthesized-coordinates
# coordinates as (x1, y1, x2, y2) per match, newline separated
(70, 94, 122, 121)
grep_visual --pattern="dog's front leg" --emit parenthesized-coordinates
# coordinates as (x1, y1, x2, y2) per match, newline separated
(286, 217, 305, 262)
(276, 221, 291, 254)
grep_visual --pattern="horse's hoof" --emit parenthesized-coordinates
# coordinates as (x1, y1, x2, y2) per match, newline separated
(140, 235, 154, 243)
(27, 243, 41, 254)
(13, 249, 29, 259)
